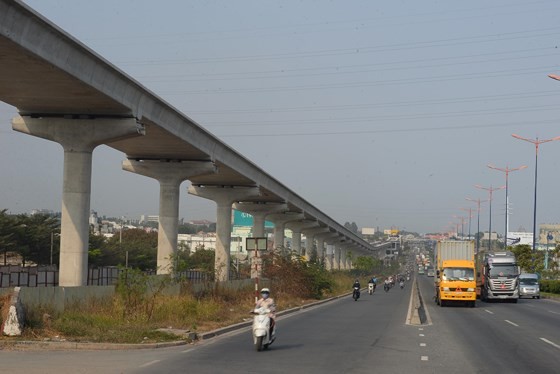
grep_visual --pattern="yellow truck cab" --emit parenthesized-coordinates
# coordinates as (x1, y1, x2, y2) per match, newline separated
(436, 259, 476, 307)
(435, 240, 477, 308)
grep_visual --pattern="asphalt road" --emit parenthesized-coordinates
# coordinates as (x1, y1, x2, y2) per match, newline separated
(1, 277, 559, 373)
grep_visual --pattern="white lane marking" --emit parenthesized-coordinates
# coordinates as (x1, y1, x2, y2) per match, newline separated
(139, 360, 161, 368)
(485, 309, 494, 314)
(540, 338, 560, 350)
(420, 343, 427, 347)
(421, 356, 429, 361)
(419, 333, 425, 337)
(548, 310, 560, 315)
(505, 320, 519, 327)
(419, 328, 424, 331)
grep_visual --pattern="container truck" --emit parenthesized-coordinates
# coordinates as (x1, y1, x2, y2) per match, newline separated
(476, 251, 519, 302)
(435, 240, 476, 307)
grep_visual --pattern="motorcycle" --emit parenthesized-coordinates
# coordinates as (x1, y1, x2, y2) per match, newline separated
(384, 283, 390, 292)
(352, 286, 361, 301)
(400, 281, 405, 289)
(251, 306, 275, 351)
(368, 282, 375, 295)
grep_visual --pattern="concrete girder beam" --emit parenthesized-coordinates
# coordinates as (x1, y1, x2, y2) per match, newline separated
(12, 116, 144, 286)
(123, 159, 216, 274)
(188, 185, 260, 282)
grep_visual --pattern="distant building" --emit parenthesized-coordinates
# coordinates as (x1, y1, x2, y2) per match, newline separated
(30, 209, 56, 216)
(140, 215, 159, 224)
(178, 232, 216, 252)
(186, 219, 214, 227)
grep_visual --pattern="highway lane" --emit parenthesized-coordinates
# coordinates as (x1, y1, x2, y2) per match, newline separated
(0, 282, 440, 374)
(417, 274, 560, 373)
(130, 283, 425, 374)
(2, 278, 559, 373)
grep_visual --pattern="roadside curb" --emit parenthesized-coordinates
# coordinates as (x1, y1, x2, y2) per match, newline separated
(0, 292, 352, 350)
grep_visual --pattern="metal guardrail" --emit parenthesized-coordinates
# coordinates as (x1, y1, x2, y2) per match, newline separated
(0, 266, 215, 288)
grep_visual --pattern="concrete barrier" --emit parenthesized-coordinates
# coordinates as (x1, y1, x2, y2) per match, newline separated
(407, 279, 427, 325)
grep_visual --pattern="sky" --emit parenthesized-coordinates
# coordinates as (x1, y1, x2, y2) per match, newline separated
(1, 0, 560, 235)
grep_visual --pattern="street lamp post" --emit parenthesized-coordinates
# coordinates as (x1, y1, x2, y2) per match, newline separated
(453, 215, 466, 239)
(466, 198, 488, 253)
(475, 185, 505, 252)
(460, 207, 473, 240)
(512, 134, 560, 252)
(487, 164, 527, 249)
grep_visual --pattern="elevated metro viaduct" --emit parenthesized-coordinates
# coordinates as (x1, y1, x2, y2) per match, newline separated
(0, 0, 377, 285)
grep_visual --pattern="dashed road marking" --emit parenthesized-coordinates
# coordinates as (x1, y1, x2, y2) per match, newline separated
(484, 309, 494, 314)
(421, 356, 429, 361)
(548, 310, 560, 315)
(139, 360, 161, 368)
(540, 338, 560, 350)
(505, 320, 519, 327)
(420, 343, 426, 347)
(419, 333, 425, 337)
(419, 328, 424, 331)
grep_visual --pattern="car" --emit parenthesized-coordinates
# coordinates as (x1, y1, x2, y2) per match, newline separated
(426, 269, 435, 277)
(519, 273, 540, 299)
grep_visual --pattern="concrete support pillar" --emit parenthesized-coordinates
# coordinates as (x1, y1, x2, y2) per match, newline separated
(302, 227, 330, 262)
(292, 231, 302, 255)
(188, 185, 260, 282)
(334, 244, 342, 270)
(285, 221, 318, 257)
(316, 232, 338, 266)
(12, 116, 143, 286)
(267, 213, 304, 254)
(233, 202, 287, 238)
(325, 244, 334, 270)
(123, 160, 215, 274)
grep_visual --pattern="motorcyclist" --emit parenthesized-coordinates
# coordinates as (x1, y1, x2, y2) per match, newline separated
(353, 279, 361, 297)
(255, 288, 276, 337)
(368, 276, 377, 290)
(384, 278, 391, 291)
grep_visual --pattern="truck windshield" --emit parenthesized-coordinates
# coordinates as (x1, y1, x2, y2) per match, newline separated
(442, 268, 474, 281)
(488, 265, 518, 277)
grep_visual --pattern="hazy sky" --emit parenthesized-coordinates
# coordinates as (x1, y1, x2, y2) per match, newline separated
(2, 1, 560, 235)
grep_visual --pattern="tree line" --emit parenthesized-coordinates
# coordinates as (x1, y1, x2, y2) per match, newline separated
(0, 209, 214, 272)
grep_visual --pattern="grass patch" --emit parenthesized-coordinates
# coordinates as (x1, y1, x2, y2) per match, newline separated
(1, 258, 376, 344)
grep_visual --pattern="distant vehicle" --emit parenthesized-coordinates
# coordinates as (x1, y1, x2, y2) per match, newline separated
(477, 251, 520, 302)
(427, 268, 435, 277)
(418, 267, 425, 275)
(519, 273, 540, 299)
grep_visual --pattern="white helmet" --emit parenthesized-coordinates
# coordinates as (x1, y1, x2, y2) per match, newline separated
(260, 288, 270, 294)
